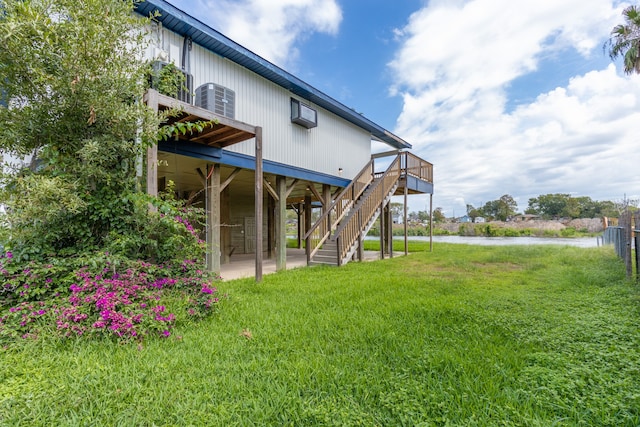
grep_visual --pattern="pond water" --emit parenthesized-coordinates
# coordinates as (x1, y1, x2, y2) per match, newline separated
(378, 235, 601, 248)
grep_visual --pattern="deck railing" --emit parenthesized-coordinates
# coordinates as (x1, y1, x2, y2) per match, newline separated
(304, 160, 374, 261)
(304, 150, 433, 265)
(401, 152, 433, 183)
(335, 155, 401, 265)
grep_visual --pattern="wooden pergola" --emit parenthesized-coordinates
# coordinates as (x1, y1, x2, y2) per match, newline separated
(144, 89, 265, 281)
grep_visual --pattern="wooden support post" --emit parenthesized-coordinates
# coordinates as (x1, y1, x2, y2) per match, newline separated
(255, 127, 263, 282)
(206, 164, 221, 274)
(388, 203, 393, 258)
(379, 205, 385, 260)
(146, 90, 159, 207)
(304, 194, 312, 263)
(357, 209, 364, 262)
(276, 176, 287, 271)
(322, 184, 331, 231)
(429, 193, 433, 252)
(221, 187, 230, 264)
(267, 194, 274, 259)
(404, 183, 408, 256)
(297, 202, 303, 249)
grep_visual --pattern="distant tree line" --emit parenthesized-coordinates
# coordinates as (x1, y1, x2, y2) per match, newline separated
(524, 194, 622, 219)
(405, 193, 633, 224)
(465, 193, 627, 221)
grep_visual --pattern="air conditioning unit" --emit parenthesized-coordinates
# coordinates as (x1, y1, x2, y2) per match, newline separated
(195, 83, 235, 119)
(290, 98, 317, 129)
(150, 61, 193, 104)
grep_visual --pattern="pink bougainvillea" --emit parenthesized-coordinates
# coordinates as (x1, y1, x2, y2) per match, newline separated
(0, 254, 221, 343)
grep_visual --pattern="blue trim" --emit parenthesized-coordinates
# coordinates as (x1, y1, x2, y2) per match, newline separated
(406, 176, 434, 194)
(159, 141, 351, 187)
(135, 0, 411, 150)
(159, 140, 222, 160)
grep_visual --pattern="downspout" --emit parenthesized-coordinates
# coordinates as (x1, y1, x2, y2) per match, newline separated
(181, 36, 192, 73)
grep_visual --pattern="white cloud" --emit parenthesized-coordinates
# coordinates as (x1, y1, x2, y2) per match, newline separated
(388, 0, 639, 215)
(173, 0, 342, 67)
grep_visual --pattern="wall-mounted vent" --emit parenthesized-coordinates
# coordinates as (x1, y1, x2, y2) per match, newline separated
(195, 83, 236, 119)
(291, 98, 317, 129)
(150, 61, 193, 104)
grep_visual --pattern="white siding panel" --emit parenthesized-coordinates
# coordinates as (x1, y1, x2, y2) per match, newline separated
(157, 30, 372, 180)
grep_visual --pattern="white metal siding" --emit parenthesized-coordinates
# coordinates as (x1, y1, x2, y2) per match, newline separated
(150, 28, 372, 181)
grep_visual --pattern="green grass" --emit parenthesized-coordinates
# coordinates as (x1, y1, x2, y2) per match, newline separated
(2, 244, 640, 426)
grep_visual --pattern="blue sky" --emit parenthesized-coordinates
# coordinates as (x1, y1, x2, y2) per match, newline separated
(170, 0, 640, 216)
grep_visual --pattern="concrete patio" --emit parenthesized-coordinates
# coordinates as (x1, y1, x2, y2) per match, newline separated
(219, 248, 399, 281)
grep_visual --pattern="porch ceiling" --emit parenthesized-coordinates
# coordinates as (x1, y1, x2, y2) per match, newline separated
(157, 152, 335, 206)
(146, 90, 256, 148)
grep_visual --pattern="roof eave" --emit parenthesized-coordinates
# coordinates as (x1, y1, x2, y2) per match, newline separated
(135, 0, 411, 150)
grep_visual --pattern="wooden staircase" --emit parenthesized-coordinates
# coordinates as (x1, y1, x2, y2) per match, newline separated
(305, 152, 428, 267)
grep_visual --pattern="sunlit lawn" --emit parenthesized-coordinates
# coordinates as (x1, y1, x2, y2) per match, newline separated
(2, 243, 639, 426)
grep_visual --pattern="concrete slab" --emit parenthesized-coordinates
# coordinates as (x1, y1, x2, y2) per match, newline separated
(219, 248, 405, 281)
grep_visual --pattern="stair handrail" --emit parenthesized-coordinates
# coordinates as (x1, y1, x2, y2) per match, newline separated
(304, 159, 375, 262)
(335, 154, 402, 263)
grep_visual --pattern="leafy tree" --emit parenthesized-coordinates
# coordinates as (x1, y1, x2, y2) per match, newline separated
(466, 204, 482, 222)
(527, 194, 622, 219)
(0, 0, 189, 263)
(607, 5, 640, 75)
(480, 200, 498, 221)
(389, 202, 404, 221)
(480, 195, 517, 221)
(432, 207, 445, 223)
(408, 210, 430, 223)
(597, 200, 619, 218)
(527, 194, 571, 219)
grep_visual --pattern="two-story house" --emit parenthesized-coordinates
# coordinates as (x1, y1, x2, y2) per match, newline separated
(135, 0, 434, 280)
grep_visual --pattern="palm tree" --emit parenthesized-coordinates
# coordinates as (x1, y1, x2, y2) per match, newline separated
(607, 5, 640, 75)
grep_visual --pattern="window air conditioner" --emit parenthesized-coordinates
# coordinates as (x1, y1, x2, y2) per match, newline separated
(291, 98, 317, 129)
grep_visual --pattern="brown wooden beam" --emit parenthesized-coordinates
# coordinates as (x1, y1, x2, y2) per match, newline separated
(255, 127, 263, 282)
(322, 184, 331, 232)
(221, 167, 241, 192)
(296, 202, 303, 249)
(276, 176, 287, 271)
(207, 164, 221, 274)
(404, 184, 408, 256)
(429, 193, 433, 253)
(304, 195, 312, 264)
(155, 91, 256, 135)
(267, 193, 274, 259)
(307, 184, 323, 205)
(146, 90, 159, 204)
(263, 178, 278, 201)
(285, 179, 299, 199)
(196, 167, 206, 187)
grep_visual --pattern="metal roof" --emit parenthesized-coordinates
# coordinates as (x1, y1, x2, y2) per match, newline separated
(134, 0, 411, 150)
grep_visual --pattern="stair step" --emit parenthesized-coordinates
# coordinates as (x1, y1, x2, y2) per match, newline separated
(307, 163, 402, 269)
(309, 260, 338, 267)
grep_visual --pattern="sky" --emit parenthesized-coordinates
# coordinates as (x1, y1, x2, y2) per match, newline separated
(170, 0, 640, 217)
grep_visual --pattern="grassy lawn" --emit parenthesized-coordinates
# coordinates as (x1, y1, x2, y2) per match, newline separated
(2, 243, 639, 426)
